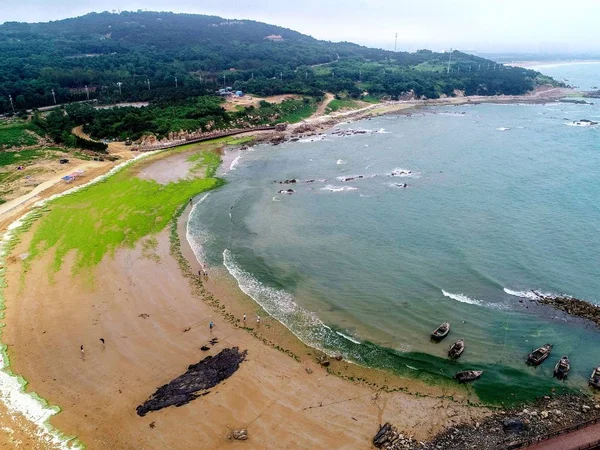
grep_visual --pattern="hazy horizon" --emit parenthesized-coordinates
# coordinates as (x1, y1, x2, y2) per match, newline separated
(3, 0, 600, 54)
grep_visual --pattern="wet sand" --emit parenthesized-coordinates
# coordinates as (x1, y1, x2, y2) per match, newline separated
(1, 147, 491, 449)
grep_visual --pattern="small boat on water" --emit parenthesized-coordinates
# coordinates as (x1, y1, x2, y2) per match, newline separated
(527, 343, 553, 366)
(554, 356, 570, 380)
(448, 339, 465, 359)
(431, 322, 450, 341)
(454, 370, 482, 383)
(589, 366, 600, 389)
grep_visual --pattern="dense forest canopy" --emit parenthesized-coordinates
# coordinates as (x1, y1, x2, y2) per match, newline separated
(0, 11, 554, 114)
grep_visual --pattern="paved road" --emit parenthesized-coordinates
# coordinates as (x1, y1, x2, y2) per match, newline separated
(526, 422, 600, 449)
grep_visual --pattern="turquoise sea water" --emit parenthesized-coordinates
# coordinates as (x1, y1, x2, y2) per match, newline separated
(188, 64, 600, 404)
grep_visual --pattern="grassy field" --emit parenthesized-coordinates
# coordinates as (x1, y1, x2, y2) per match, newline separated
(0, 122, 41, 149)
(325, 98, 362, 114)
(0, 147, 68, 168)
(27, 148, 223, 275)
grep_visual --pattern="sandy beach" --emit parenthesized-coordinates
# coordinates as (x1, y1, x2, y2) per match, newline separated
(0, 87, 583, 448)
(0, 144, 493, 449)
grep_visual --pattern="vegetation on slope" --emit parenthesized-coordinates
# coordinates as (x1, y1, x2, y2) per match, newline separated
(0, 11, 551, 114)
(27, 146, 222, 274)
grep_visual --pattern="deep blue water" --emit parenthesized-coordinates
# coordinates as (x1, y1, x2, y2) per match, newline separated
(188, 63, 600, 401)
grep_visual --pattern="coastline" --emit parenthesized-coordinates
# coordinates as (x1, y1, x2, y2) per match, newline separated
(0, 140, 490, 449)
(0, 86, 589, 448)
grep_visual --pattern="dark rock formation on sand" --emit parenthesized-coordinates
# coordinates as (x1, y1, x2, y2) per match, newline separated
(136, 347, 247, 416)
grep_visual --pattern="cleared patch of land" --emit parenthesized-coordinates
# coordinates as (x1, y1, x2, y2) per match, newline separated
(222, 93, 300, 112)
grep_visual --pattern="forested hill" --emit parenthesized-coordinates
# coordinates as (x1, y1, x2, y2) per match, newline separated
(0, 11, 554, 113)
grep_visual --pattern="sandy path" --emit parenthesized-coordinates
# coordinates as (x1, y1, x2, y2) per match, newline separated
(311, 93, 335, 119)
(0, 161, 109, 224)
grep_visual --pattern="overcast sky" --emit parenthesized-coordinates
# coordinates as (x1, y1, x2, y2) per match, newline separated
(3, 0, 600, 53)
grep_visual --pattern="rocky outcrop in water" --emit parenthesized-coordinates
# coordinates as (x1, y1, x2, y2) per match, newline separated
(136, 347, 247, 416)
(533, 292, 600, 327)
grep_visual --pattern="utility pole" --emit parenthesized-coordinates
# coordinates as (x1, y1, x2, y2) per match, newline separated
(394, 33, 398, 52)
(146, 79, 151, 90)
(51, 89, 56, 104)
(359, 69, 362, 81)
(117, 82, 123, 95)
(223, 73, 226, 87)
(8, 95, 15, 113)
(305, 71, 308, 80)
(280, 71, 283, 81)
(85, 85, 90, 100)
(446, 49, 453, 74)
(175, 77, 178, 88)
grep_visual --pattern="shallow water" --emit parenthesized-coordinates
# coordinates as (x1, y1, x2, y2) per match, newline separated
(188, 63, 600, 404)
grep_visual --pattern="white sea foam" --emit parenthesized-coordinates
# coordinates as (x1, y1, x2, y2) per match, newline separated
(405, 365, 419, 371)
(229, 155, 242, 171)
(321, 185, 358, 192)
(388, 167, 420, 178)
(496, 127, 511, 131)
(441, 290, 482, 306)
(336, 159, 347, 165)
(223, 250, 333, 349)
(335, 331, 361, 345)
(503, 288, 539, 300)
(503, 288, 557, 300)
(186, 194, 211, 264)
(298, 134, 326, 143)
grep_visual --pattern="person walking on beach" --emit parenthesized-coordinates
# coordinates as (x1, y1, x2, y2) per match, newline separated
(80, 345, 84, 358)
(256, 314, 261, 327)
(209, 321, 214, 332)
(203, 264, 209, 279)
(99, 338, 105, 347)
(243, 313, 246, 325)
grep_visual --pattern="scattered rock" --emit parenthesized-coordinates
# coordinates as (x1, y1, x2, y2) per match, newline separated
(582, 405, 591, 413)
(503, 419, 527, 433)
(232, 429, 248, 440)
(305, 367, 313, 374)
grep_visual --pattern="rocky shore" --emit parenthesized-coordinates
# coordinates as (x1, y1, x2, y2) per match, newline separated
(374, 395, 600, 450)
(532, 292, 600, 328)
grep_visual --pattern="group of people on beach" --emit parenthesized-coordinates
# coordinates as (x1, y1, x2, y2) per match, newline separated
(199, 263, 208, 278)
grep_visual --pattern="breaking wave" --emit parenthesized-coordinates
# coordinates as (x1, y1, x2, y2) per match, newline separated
(441, 290, 483, 306)
(229, 155, 242, 171)
(321, 185, 358, 192)
(504, 288, 557, 300)
(336, 159, 347, 165)
(223, 250, 365, 355)
(335, 331, 361, 345)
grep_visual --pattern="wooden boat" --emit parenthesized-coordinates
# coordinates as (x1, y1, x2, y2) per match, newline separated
(553, 356, 570, 380)
(454, 370, 482, 383)
(431, 322, 450, 341)
(589, 366, 600, 389)
(527, 343, 553, 366)
(448, 339, 465, 359)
